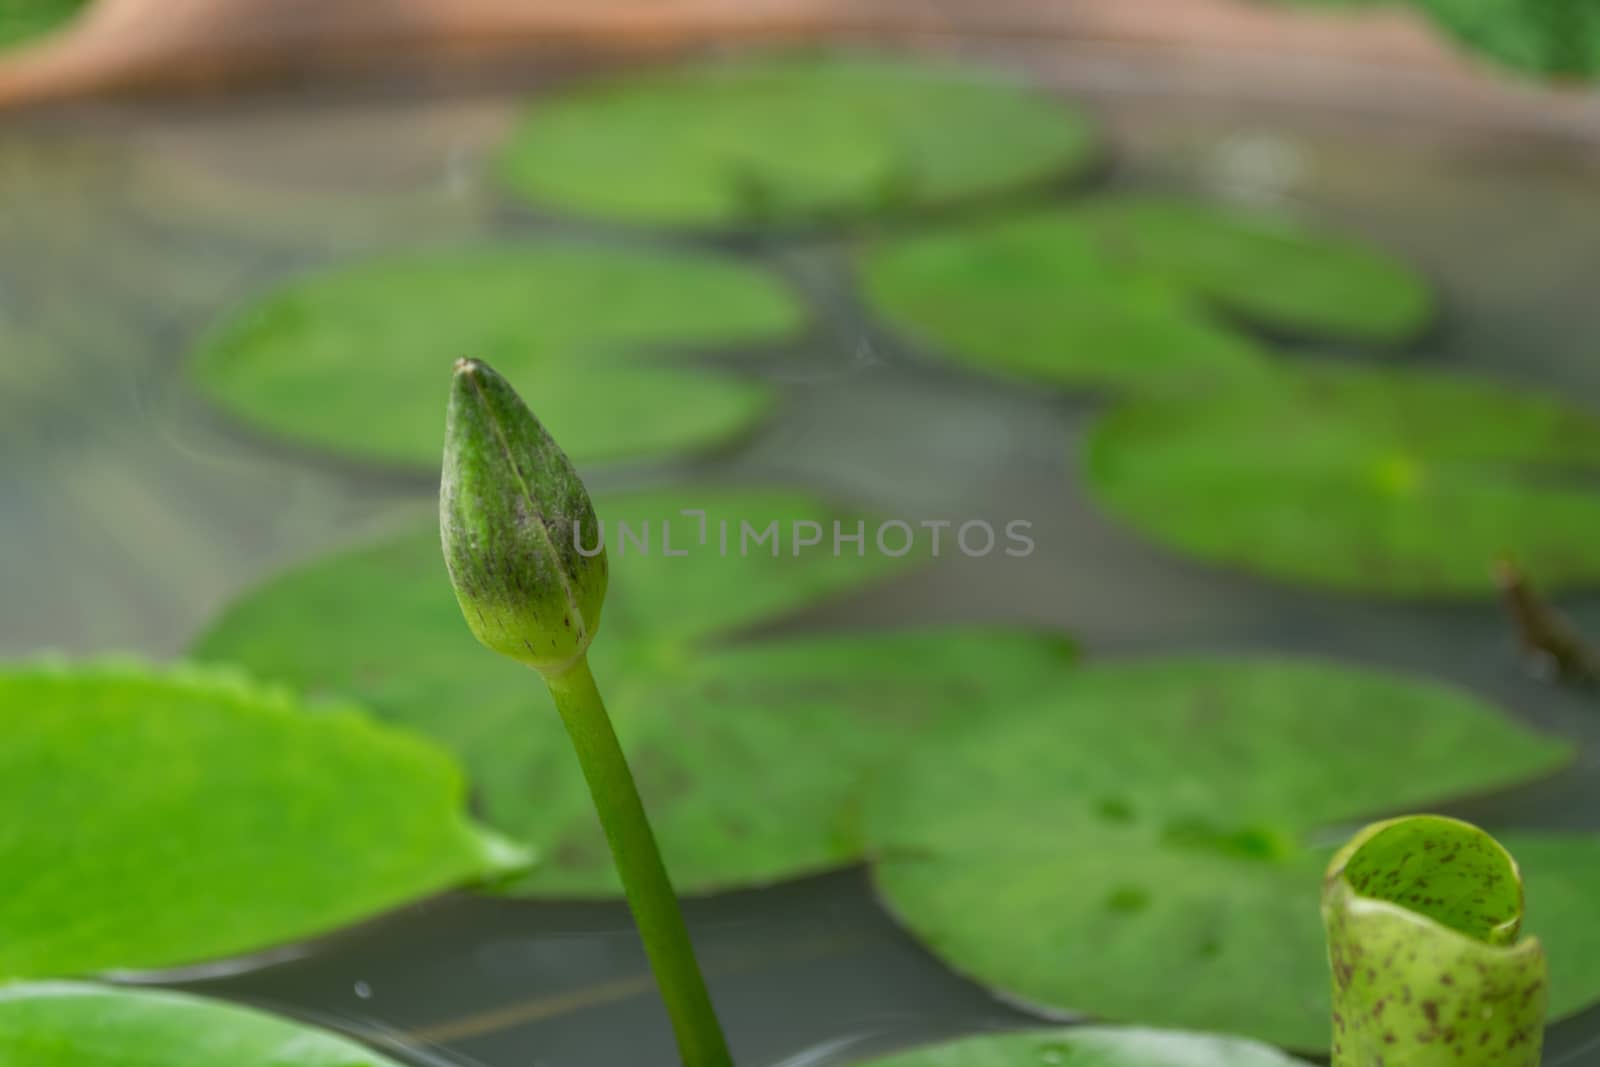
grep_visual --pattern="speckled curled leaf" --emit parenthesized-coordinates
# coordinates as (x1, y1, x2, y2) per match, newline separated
(856, 1027, 1311, 1067)
(864, 657, 1600, 1050)
(1324, 817, 1547, 1067)
(189, 243, 803, 466)
(0, 983, 409, 1066)
(499, 52, 1097, 228)
(194, 487, 1078, 896)
(1080, 196, 1431, 343)
(0, 662, 525, 979)
(860, 209, 1272, 392)
(1085, 364, 1600, 595)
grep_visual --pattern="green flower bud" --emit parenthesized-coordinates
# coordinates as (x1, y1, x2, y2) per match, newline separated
(440, 358, 608, 675)
(1324, 815, 1547, 1067)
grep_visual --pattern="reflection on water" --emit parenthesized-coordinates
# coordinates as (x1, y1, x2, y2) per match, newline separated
(156, 871, 1035, 1067)
(3, 69, 1600, 1065)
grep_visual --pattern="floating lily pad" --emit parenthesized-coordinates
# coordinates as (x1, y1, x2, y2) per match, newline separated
(189, 244, 803, 467)
(1080, 196, 1431, 343)
(194, 487, 1077, 896)
(0, 0, 85, 48)
(499, 52, 1097, 228)
(865, 657, 1600, 1050)
(1085, 365, 1600, 595)
(857, 1026, 1309, 1067)
(0, 983, 408, 1066)
(0, 662, 524, 979)
(860, 209, 1272, 392)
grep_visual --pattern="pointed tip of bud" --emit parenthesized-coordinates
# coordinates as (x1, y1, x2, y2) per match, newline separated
(440, 358, 608, 674)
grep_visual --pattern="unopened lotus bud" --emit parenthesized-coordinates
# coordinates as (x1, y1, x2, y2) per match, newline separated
(440, 358, 607, 675)
(1324, 815, 1546, 1067)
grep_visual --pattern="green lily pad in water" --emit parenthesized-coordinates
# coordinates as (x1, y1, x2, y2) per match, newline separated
(1080, 196, 1432, 343)
(498, 52, 1097, 228)
(861, 199, 1430, 393)
(865, 657, 1600, 1050)
(195, 487, 1077, 896)
(1086, 364, 1600, 595)
(189, 243, 803, 467)
(861, 209, 1271, 393)
(0, 983, 409, 1066)
(856, 1027, 1310, 1067)
(0, 661, 524, 979)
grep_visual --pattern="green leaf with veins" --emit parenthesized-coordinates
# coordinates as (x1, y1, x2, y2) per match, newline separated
(188, 243, 803, 467)
(0, 983, 409, 1066)
(0, 662, 525, 980)
(1086, 364, 1600, 595)
(864, 657, 1600, 1051)
(857, 1026, 1311, 1067)
(499, 52, 1097, 228)
(194, 487, 1078, 896)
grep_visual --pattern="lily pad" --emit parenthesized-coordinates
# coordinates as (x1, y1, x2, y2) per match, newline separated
(0, 983, 408, 1066)
(856, 1027, 1310, 1067)
(194, 487, 1078, 896)
(188, 243, 804, 467)
(498, 52, 1097, 228)
(1080, 196, 1431, 343)
(0, 661, 524, 979)
(1085, 364, 1600, 595)
(864, 657, 1600, 1050)
(860, 209, 1273, 393)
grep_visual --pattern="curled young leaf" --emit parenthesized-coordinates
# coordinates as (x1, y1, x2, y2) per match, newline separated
(1324, 815, 1547, 1067)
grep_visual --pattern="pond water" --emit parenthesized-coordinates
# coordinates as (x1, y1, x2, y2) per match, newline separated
(3, 57, 1600, 1066)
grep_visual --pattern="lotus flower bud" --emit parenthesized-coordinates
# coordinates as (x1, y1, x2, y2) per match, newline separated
(1324, 815, 1546, 1067)
(440, 358, 607, 675)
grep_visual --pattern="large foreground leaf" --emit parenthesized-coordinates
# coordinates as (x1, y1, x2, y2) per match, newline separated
(189, 243, 803, 467)
(0, 662, 524, 979)
(1086, 365, 1600, 595)
(865, 658, 1600, 1050)
(195, 487, 1077, 895)
(856, 1027, 1309, 1067)
(860, 209, 1270, 393)
(499, 52, 1097, 228)
(0, 983, 408, 1066)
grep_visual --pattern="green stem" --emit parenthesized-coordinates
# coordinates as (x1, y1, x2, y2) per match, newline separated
(542, 654, 734, 1067)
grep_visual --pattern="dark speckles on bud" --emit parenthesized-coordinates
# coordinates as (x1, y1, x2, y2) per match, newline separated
(440, 358, 607, 675)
